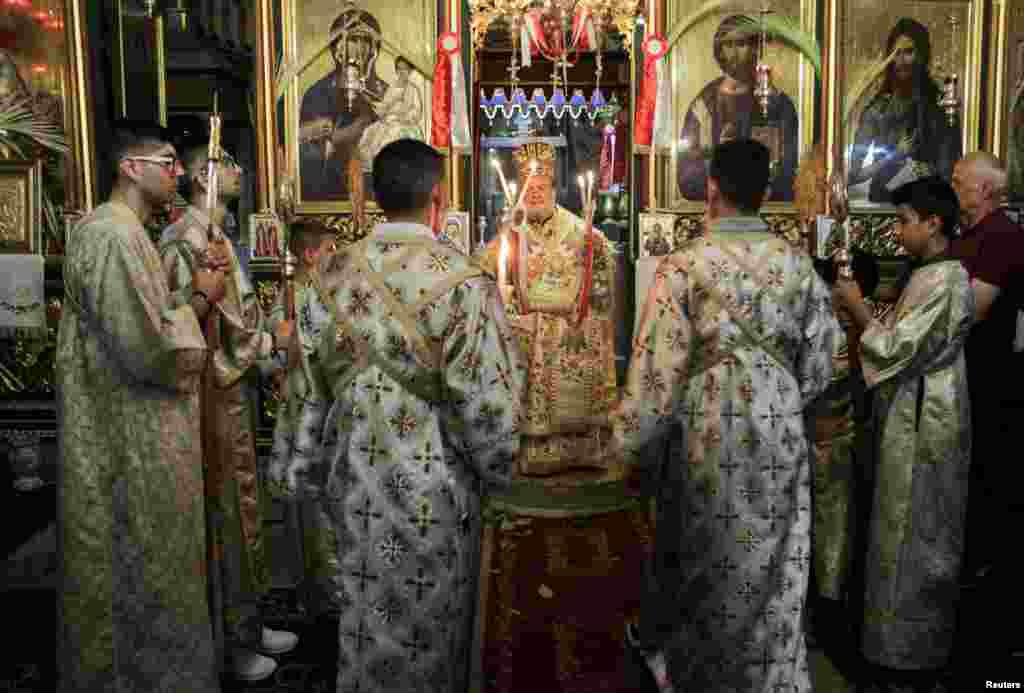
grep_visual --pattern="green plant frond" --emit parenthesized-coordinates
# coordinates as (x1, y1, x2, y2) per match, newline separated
(842, 48, 898, 129)
(0, 98, 70, 156)
(666, 0, 746, 54)
(730, 14, 821, 79)
(41, 191, 61, 246)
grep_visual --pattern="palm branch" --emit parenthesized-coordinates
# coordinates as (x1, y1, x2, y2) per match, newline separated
(666, 0, 745, 53)
(41, 191, 61, 248)
(842, 48, 897, 128)
(0, 98, 69, 156)
(731, 14, 821, 78)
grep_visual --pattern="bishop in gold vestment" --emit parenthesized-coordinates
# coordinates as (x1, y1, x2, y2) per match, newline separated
(476, 142, 619, 476)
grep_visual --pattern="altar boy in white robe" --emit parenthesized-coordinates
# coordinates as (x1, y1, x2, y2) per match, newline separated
(614, 138, 841, 693)
(313, 138, 524, 692)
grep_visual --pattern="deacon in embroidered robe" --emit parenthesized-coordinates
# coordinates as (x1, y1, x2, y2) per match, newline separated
(263, 219, 339, 615)
(833, 177, 972, 691)
(613, 139, 841, 693)
(57, 125, 224, 692)
(313, 139, 523, 692)
(160, 143, 298, 682)
(807, 252, 878, 654)
(475, 141, 620, 477)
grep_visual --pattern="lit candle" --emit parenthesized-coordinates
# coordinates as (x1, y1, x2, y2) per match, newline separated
(491, 157, 512, 204)
(498, 233, 509, 288)
(577, 174, 586, 207)
(587, 170, 595, 207)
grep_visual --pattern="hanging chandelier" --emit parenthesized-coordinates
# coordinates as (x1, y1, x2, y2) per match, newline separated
(470, 0, 643, 122)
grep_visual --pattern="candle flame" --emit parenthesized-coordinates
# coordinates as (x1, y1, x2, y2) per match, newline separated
(531, 160, 538, 174)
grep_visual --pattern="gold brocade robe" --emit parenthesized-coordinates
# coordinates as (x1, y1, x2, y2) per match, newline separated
(57, 202, 219, 692)
(476, 206, 619, 477)
(858, 257, 973, 669)
(160, 206, 275, 662)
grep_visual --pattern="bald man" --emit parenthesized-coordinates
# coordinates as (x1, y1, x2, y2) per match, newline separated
(950, 152, 1024, 591)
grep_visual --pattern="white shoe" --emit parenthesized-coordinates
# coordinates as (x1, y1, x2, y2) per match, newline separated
(261, 626, 299, 655)
(232, 648, 277, 682)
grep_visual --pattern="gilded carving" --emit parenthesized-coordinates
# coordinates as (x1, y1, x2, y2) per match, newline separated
(255, 279, 280, 316)
(0, 178, 25, 244)
(319, 212, 388, 246)
(639, 210, 906, 259)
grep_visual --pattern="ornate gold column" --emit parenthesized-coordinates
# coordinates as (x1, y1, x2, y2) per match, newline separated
(255, 0, 277, 212)
(66, 0, 96, 211)
(822, 0, 842, 205)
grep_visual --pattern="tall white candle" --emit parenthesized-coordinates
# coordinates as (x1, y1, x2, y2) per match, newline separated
(491, 157, 512, 203)
(498, 233, 509, 288)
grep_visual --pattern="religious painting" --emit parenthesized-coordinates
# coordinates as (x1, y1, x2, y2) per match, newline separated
(0, 0, 96, 255)
(838, 0, 982, 207)
(638, 212, 677, 258)
(986, 0, 1024, 201)
(249, 212, 284, 259)
(439, 210, 470, 255)
(0, 160, 41, 254)
(278, 0, 439, 214)
(665, 0, 818, 209)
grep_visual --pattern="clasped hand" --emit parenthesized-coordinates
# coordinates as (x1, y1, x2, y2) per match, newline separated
(192, 267, 226, 305)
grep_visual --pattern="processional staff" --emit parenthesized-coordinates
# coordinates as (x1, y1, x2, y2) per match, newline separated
(204, 91, 232, 274)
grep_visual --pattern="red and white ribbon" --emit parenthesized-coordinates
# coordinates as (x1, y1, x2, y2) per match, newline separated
(430, 31, 471, 153)
(635, 34, 671, 149)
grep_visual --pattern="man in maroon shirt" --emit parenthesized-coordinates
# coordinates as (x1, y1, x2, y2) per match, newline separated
(951, 152, 1024, 588)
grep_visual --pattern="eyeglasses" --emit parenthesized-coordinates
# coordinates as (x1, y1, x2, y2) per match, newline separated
(122, 155, 181, 173)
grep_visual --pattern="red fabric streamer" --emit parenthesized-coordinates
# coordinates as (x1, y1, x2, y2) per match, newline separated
(430, 32, 459, 149)
(634, 34, 667, 147)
